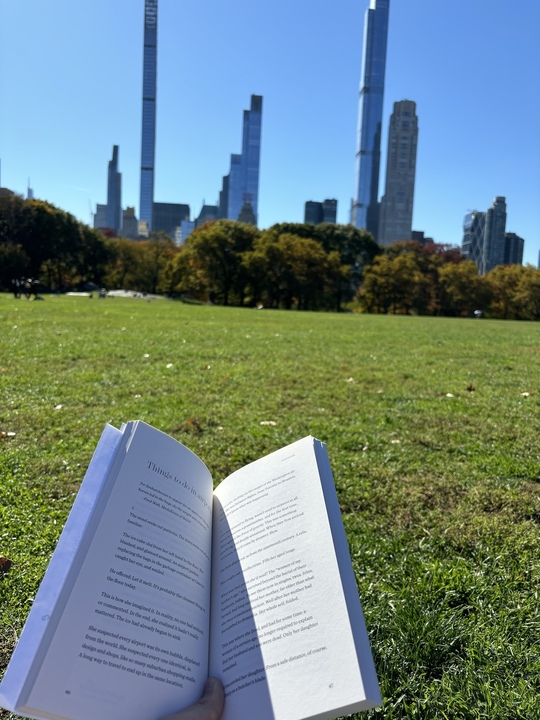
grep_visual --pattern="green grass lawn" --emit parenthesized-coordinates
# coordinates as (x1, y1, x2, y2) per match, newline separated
(1, 294, 539, 719)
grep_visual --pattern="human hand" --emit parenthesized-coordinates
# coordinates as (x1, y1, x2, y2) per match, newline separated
(160, 677, 225, 720)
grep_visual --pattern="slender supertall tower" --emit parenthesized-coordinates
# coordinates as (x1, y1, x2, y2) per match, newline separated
(352, 0, 390, 240)
(240, 94, 263, 224)
(106, 145, 122, 234)
(139, 0, 158, 235)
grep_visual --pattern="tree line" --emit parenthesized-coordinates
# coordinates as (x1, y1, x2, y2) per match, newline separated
(1, 193, 539, 319)
(358, 240, 540, 320)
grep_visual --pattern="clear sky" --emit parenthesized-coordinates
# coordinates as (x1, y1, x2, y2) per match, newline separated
(1, 0, 539, 264)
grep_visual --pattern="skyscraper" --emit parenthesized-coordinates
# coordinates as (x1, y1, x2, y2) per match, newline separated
(504, 232, 524, 265)
(352, 0, 390, 239)
(219, 95, 263, 225)
(139, 0, 158, 235)
(462, 211, 486, 271)
(305, 201, 322, 225)
(378, 100, 418, 246)
(106, 145, 122, 234)
(322, 199, 338, 224)
(94, 204, 108, 231)
(304, 199, 338, 225)
(240, 94, 262, 223)
(462, 198, 522, 274)
(121, 207, 139, 239)
(152, 202, 190, 240)
(483, 196, 507, 273)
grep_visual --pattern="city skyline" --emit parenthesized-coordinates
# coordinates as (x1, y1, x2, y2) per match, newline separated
(1, 1, 539, 263)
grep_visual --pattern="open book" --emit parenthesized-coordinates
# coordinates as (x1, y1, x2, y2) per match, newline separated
(0, 422, 380, 720)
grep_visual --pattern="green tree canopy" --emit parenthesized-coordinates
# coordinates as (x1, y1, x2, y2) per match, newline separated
(0, 194, 111, 290)
(486, 264, 540, 320)
(512, 266, 540, 320)
(168, 220, 260, 305)
(139, 234, 180, 295)
(266, 222, 380, 302)
(243, 231, 350, 310)
(438, 260, 491, 317)
(358, 252, 431, 314)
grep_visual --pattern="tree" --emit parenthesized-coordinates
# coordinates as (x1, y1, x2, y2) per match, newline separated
(0, 193, 27, 253)
(486, 264, 540, 320)
(138, 234, 179, 295)
(36, 205, 87, 290)
(0, 194, 111, 291)
(422, 241, 464, 264)
(382, 241, 442, 314)
(20, 201, 56, 284)
(167, 246, 208, 301)
(514, 266, 540, 320)
(324, 250, 353, 313)
(242, 232, 286, 307)
(275, 233, 331, 310)
(438, 260, 491, 317)
(168, 221, 260, 305)
(0, 242, 29, 290)
(75, 226, 111, 287)
(265, 222, 380, 305)
(357, 252, 431, 314)
(243, 232, 348, 310)
(486, 264, 527, 319)
(103, 237, 143, 290)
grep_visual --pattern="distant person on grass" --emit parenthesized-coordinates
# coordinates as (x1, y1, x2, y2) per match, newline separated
(160, 678, 224, 720)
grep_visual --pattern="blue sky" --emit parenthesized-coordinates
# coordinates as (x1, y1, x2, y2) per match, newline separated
(1, 0, 539, 263)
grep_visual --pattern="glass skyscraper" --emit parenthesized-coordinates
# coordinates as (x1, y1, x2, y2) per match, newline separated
(226, 154, 244, 222)
(152, 202, 190, 241)
(219, 95, 263, 225)
(139, 0, 158, 235)
(241, 94, 262, 223)
(504, 232, 524, 266)
(462, 211, 486, 272)
(304, 199, 338, 225)
(483, 196, 507, 273)
(352, 0, 390, 240)
(462, 199, 516, 275)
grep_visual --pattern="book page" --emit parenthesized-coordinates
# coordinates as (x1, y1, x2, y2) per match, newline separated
(209, 436, 379, 720)
(0, 424, 123, 713)
(16, 422, 214, 720)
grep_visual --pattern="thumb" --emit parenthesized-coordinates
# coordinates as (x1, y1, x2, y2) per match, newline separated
(160, 677, 225, 720)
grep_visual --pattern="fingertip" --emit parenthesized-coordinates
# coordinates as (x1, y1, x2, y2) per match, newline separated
(203, 677, 225, 717)
(204, 676, 224, 697)
(204, 677, 217, 693)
